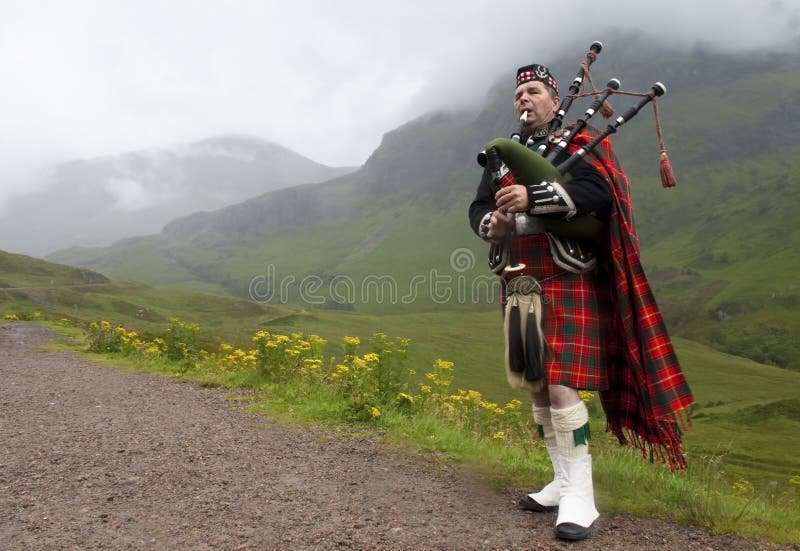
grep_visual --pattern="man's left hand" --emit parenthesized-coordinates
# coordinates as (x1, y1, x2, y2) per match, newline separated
(495, 185, 529, 214)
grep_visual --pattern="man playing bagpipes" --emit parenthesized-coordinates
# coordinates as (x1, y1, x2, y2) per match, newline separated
(468, 58, 693, 541)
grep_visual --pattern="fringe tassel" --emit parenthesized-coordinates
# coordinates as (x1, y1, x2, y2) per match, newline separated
(523, 296, 544, 382)
(607, 422, 688, 471)
(507, 300, 525, 373)
(600, 100, 614, 118)
(676, 407, 693, 432)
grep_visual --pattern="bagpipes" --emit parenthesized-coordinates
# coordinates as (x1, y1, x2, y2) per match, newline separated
(477, 41, 676, 275)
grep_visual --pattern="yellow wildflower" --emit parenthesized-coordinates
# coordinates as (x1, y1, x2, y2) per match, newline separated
(480, 401, 503, 414)
(371, 407, 381, 418)
(343, 336, 360, 346)
(398, 392, 415, 403)
(504, 399, 522, 411)
(254, 330, 271, 340)
(493, 431, 506, 440)
(466, 390, 482, 402)
(732, 479, 754, 495)
(308, 335, 327, 349)
(434, 359, 454, 371)
(420, 384, 432, 394)
(363, 353, 380, 364)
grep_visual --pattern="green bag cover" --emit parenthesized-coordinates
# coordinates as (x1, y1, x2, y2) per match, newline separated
(483, 138, 563, 186)
(483, 138, 604, 239)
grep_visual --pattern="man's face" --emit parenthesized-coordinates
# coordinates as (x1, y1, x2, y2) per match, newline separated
(514, 80, 560, 132)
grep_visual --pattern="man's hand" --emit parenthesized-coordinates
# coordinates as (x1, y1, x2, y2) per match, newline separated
(495, 185, 530, 214)
(487, 210, 515, 239)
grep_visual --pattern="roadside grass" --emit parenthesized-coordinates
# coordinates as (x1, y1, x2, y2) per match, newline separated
(13, 315, 797, 545)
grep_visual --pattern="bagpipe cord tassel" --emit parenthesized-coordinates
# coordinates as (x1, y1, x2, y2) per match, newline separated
(653, 98, 677, 188)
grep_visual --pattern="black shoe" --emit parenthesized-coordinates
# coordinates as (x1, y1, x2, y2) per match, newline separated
(556, 521, 594, 541)
(518, 494, 558, 512)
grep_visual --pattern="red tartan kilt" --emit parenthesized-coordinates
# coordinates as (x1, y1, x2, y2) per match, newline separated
(504, 234, 608, 391)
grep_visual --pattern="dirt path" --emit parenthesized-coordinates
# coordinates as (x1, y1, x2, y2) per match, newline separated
(0, 322, 790, 550)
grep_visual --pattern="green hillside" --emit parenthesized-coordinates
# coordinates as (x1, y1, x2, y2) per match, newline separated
(48, 44, 800, 369)
(0, 250, 109, 288)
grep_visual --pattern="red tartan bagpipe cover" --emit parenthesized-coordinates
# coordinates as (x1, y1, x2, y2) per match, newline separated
(566, 127, 694, 470)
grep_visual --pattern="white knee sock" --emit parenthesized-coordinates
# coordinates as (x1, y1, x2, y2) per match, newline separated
(532, 404, 557, 448)
(551, 401, 590, 461)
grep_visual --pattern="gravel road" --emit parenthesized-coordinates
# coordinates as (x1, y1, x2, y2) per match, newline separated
(0, 322, 791, 550)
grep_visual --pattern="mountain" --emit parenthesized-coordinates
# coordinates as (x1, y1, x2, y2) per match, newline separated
(0, 135, 356, 256)
(0, 249, 109, 289)
(48, 37, 800, 369)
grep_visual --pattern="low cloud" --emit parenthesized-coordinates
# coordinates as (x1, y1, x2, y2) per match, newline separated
(0, 0, 793, 208)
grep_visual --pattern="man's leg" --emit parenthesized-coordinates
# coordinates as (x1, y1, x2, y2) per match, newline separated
(549, 385, 599, 540)
(519, 390, 562, 511)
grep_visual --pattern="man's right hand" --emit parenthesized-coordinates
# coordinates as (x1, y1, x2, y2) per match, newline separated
(487, 210, 515, 239)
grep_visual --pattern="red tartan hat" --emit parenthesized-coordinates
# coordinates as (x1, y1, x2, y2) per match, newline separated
(516, 64, 559, 96)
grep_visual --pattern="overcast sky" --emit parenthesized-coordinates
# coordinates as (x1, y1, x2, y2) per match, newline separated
(1, 0, 797, 207)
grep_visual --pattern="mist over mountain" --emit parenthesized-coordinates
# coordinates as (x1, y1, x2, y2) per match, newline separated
(49, 38, 800, 369)
(0, 135, 356, 256)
